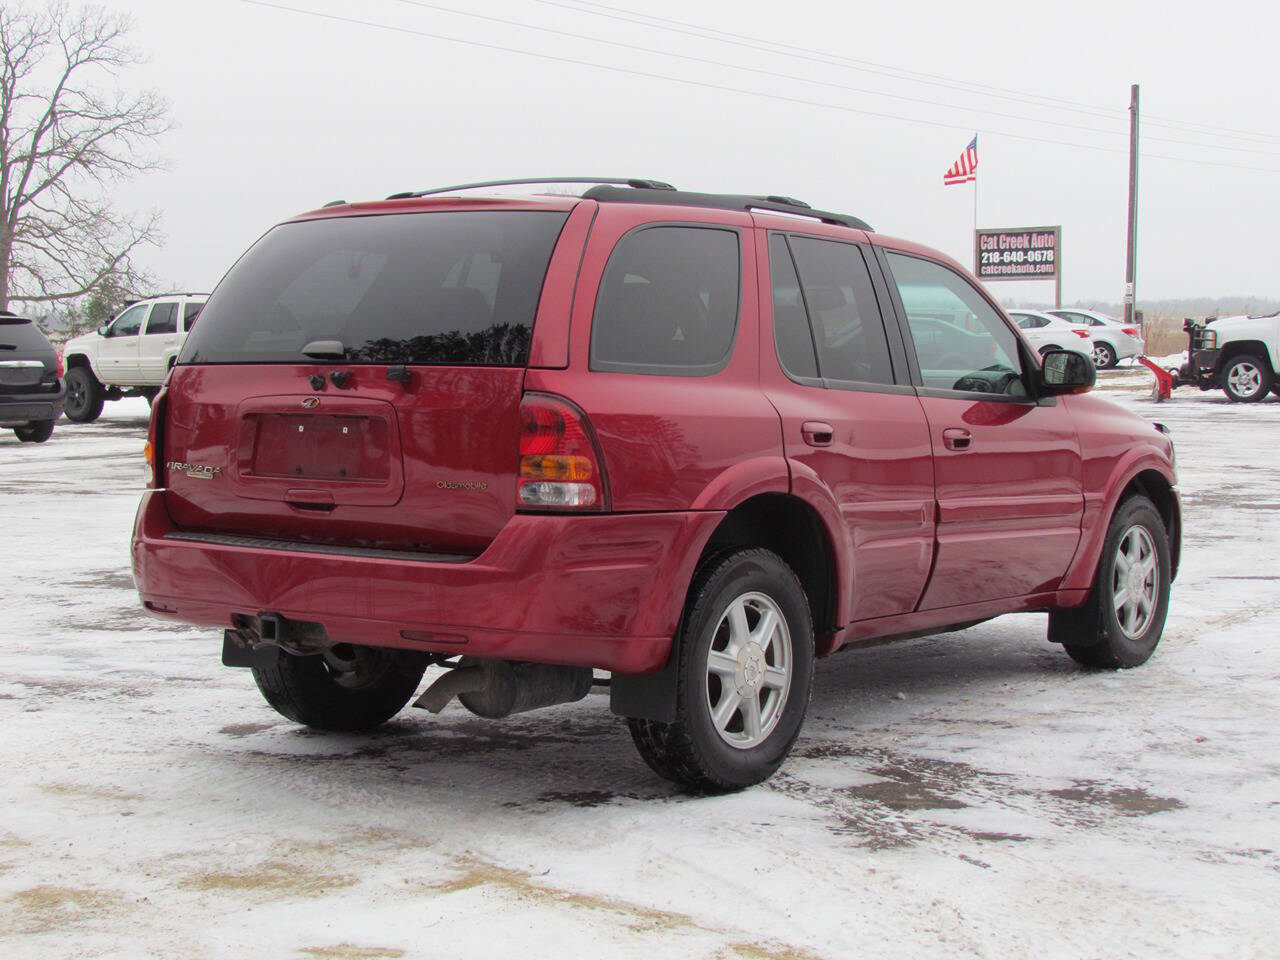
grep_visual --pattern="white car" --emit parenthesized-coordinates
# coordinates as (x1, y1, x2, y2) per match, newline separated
(1008, 309, 1095, 360)
(1048, 308, 1145, 368)
(61, 293, 207, 422)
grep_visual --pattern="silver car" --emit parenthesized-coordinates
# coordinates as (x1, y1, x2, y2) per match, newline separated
(1048, 308, 1145, 368)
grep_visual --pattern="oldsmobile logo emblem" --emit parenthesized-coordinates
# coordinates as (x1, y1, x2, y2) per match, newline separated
(301, 397, 321, 409)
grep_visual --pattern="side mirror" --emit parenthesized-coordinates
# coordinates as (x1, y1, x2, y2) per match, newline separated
(98, 323, 109, 336)
(1039, 349, 1095, 395)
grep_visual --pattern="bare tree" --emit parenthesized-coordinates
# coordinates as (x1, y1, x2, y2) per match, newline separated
(0, 2, 168, 313)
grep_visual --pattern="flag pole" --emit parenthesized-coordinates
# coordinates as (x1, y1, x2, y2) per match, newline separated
(973, 132, 979, 236)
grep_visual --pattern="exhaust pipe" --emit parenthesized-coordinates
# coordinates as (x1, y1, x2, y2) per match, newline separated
(414, 658, 592, 718)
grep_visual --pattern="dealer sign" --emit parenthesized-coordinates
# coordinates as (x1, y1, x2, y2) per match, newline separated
(974, 226, 1060, 281)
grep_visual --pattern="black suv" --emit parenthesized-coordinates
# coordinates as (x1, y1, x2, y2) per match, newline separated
(0, 311, 64, 443)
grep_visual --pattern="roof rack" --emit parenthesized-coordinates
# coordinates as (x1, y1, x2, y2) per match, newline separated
(582, 185, 872, 231)
(380, 177, 872, 231)
(387, 177, 677, 200)
(120, 292, 209, 309)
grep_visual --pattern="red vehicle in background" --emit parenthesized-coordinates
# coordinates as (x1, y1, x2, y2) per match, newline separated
(133, 178, 1180, 791)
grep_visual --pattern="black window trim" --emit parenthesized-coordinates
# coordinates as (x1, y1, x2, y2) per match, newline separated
(588, 221, 743, 378)
(873, 246, 1043, 406)
(768, 230, 908, 393)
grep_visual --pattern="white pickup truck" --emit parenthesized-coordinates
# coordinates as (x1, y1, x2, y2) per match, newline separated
(61, 293, 207, 422)
(1175, 309, 1280, 403)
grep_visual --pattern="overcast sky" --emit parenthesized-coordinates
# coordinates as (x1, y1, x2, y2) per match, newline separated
(106, 0, 1280, 306)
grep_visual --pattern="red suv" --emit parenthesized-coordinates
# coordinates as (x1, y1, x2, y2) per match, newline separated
(132, 178, 1180, 791)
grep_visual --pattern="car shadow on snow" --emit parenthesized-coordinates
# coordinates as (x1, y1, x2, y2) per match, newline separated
(197, 622, 1102, 818)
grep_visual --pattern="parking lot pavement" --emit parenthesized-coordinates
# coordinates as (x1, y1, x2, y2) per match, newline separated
(2, 389, 1278, 959)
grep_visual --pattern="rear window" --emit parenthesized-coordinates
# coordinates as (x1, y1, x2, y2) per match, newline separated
(180, 211, 569, 365)
(0, 317, 51, 350)
(590, 225, 740, 376)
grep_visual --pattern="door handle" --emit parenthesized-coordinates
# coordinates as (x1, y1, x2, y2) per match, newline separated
(943, 428, 972, 451)
(801, 421, 834, 447)
(284, 488, 336, 511)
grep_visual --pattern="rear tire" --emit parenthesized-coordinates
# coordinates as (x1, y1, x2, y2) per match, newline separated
(1049, 495, 1171, 669)
(1093, 342, 1118, 368)
(14, 420, 54, 443)
(1220, 354, 1272, 403)
(627, 548, 814, 792)
(251, 644, 427, 731)
(63, 367, 105, 422)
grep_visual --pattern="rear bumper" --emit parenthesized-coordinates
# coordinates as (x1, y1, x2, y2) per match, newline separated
(0, 387, 64, 425)
(131, 491, 724, 674)
(1115, 337, 1142, 360)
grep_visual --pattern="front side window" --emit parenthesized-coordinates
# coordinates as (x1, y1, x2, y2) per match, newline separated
(108, 304, 147, 338)
(787, 236, 894, 386)
(591, 226, 740, 375)
(181, 211, 568, 365)
(145, 302, 179, 335)
(885, 252, 1028, 398)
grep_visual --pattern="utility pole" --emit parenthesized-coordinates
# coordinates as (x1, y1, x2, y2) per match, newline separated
(1124, 84, 1140, 327)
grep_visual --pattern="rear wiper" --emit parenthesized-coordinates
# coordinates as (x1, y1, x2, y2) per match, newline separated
(301, 339, 346, 360)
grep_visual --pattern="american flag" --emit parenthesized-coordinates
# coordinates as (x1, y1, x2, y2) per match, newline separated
(943, 136, 978, 185)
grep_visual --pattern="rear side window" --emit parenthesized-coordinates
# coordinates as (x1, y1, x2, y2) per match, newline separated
(590, 226, 740, 375)
(788, 236, 894, 386)
(181, 211, 568, 365)
(182, 302, 203, 331)
(768, 234, 818, 379)
(145, 302, 179, 334)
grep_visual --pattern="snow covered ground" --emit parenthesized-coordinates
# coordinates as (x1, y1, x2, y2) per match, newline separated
(2, 381, 1278, 960)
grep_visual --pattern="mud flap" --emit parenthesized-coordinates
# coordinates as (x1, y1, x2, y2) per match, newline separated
(609, 644, 679, 723)
(221, 628, 280, 669)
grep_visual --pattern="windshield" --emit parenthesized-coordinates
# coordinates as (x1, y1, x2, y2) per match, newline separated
(180, 210, 568, 366)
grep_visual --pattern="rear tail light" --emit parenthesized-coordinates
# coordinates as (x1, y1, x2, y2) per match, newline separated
(56, 350, 64, 377)
(518, 393, 607, 511)
(1122, 327, 1140, 338)
(1071, 328, 1091, 338)
(146, 387, 167, 488)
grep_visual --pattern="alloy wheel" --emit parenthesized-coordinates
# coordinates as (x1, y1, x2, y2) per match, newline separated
(1227, 361, 1263, 399)
(704, 591, 792, 749)
(1112, 525, 1159, 640)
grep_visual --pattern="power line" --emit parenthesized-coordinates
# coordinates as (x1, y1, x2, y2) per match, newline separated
(538, 0, 1280, 147)
(381, 0, 1139, 144)
(384, 0, 1280, 156)
(241, 0, 1280, 174)
(534, 0, 1124, 123)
